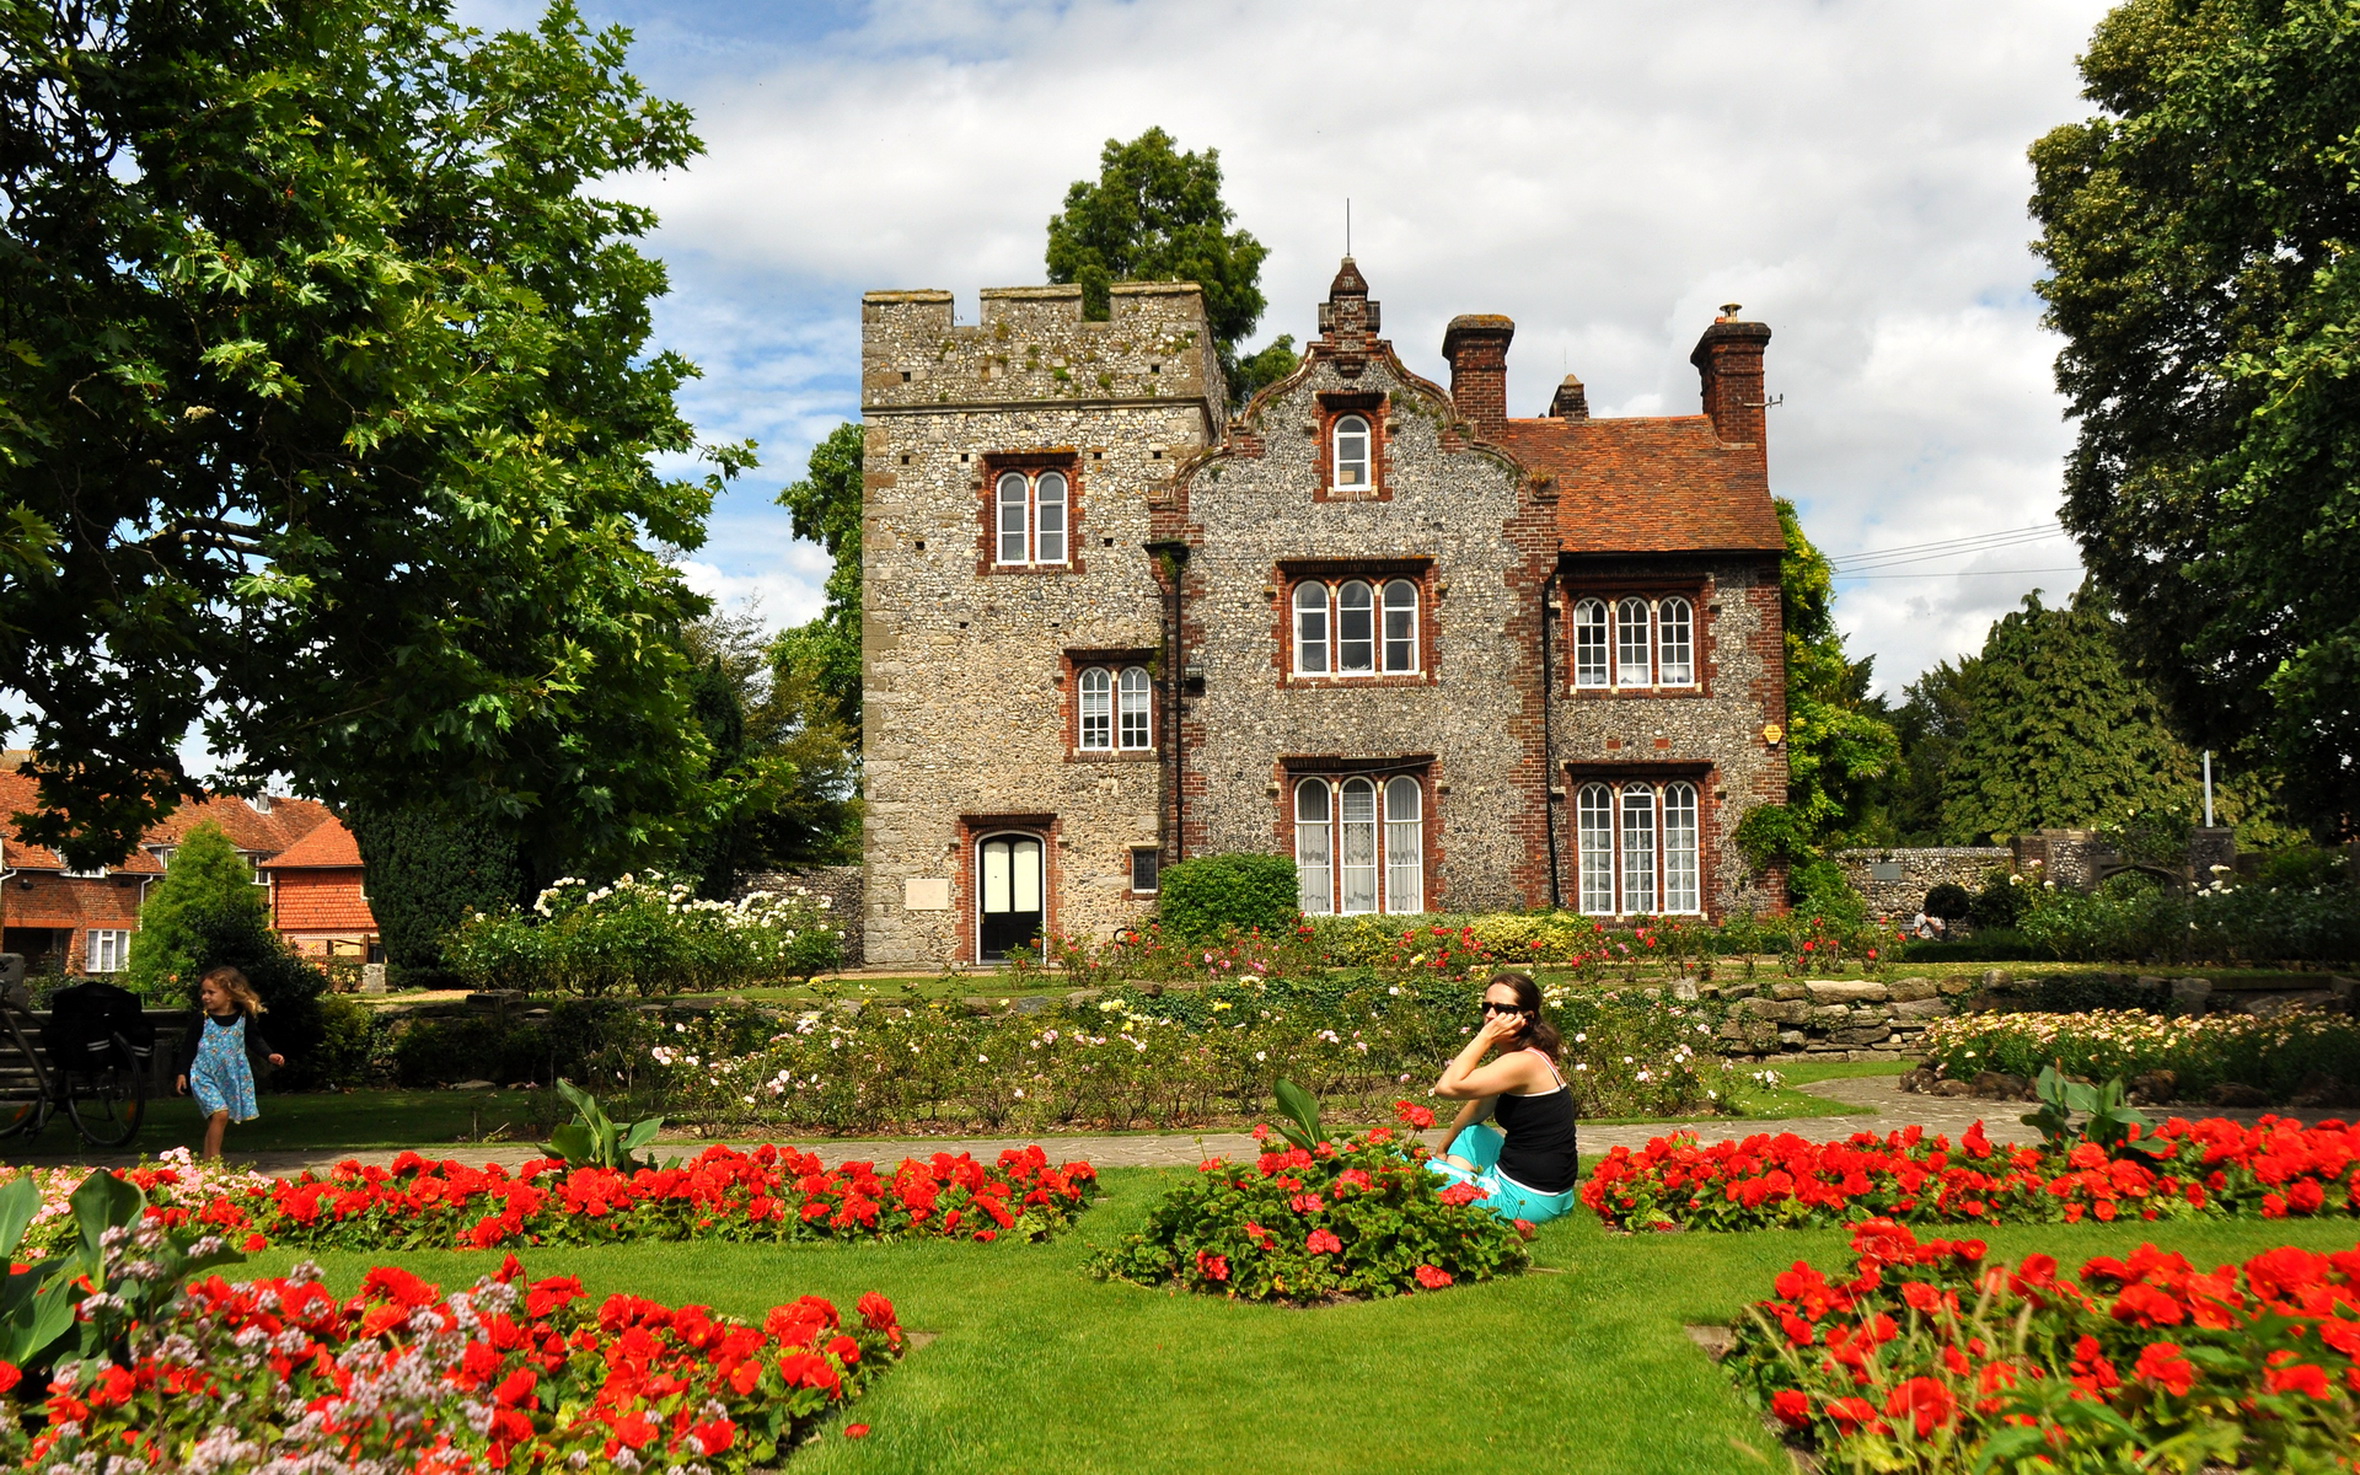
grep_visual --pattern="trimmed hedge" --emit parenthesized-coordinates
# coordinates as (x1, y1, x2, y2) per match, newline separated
(1155, 854, 1301, 940)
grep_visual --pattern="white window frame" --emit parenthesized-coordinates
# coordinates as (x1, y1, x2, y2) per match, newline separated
(1663, 781, 1701, 913)
(1116, 666, 1152, 750)
(1576, 785, 1615, 914)
(1615, 597, 1653, 688)
(1078, 667, 1113, 750)
(1572, 599, 1610, 688)
(60, 865, 107, 880)
(1294, 774, 1428, 916)
(1658, 597, 1696, 687)
(1294, 779, 1333, 915)
(1332, 414, 1372, 490)
(1383, 776, 1423, 914)
(992, 469, 1071, 567)
(85, 929, 130, 974)
(1292, 578, 1421, 677)
(1574, 780, 1705, 917)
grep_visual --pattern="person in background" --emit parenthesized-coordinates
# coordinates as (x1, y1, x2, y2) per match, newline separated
(1428, 971, 1581, 1225)
(173, 965, 283, 1160)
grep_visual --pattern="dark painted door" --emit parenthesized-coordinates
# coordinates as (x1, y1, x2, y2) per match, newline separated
(977, 835, 1044, 962)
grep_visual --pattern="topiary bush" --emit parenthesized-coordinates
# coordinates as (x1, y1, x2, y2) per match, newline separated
(1154, 854, 1301, 940)
(1922, 882, 1973, 921)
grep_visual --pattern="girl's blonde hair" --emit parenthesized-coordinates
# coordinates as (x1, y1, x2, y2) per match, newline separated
(199, 965, 266, 1017)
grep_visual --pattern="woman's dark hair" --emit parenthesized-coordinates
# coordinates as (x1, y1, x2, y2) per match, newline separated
(1486, 972, 1561, 1060)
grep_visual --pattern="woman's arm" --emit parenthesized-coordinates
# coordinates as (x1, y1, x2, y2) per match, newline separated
(1436, 1096, 1489, 1156)
(1432, 1018, 1549, 1100)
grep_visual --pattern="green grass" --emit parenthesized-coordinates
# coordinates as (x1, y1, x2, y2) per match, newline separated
(254, 1167, 2360, 1474)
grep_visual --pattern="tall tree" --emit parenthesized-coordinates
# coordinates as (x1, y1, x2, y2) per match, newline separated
(1877, 657, 1981, 843)
(0, 0, 750, 879)
(677, 605, 860, 883)
(773, 422, 864, 736)
(344, 802, 524, 984)
(1045, 127, 1296, 404)
(2030, 0, 2360, 835)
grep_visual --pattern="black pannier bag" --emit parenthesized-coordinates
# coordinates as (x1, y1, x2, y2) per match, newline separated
(44, 981, 154, 1070)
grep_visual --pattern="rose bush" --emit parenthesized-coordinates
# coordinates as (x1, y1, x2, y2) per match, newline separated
(447, 872, 842, 996)
(1086, 1103, 1530, 1304)
(18, 1255, 899, 1471)
(1584, 1115, 2360, 1232)
(98, 1144, 1097, 1254)
(1919, 1009, 2360, 1104)
(1726, 1218, 2360, 1470)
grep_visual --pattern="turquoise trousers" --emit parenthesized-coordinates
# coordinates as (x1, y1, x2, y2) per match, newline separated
(1428, 1123, 1578, 1225)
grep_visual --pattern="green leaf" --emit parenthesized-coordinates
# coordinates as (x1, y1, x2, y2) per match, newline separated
(1273, 1078, 1323, 1148)
(69, 1170, 143, 1265)
(547, 1122, 594, 1165)
(0, 1176, 38, 1261)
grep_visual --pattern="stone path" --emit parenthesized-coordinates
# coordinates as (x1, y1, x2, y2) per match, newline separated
(24, 1077, 2346, 1177)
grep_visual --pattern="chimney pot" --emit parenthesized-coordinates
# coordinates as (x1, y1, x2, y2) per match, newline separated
(1441, 314, 1515, 438)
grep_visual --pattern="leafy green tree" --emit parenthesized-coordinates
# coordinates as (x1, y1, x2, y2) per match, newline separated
(773, 422, 864, 735)
(2030, 0, 2360, 836)
(343, 803, 524, 985)
(1878, 657, 1981, 843)
(0, 0, 750, 880)
(1937, 590, 2205, 840)
(121, 822, 326, 1079)
(1045, 127, 1295, 403)
(1736, 500, 1902, 875)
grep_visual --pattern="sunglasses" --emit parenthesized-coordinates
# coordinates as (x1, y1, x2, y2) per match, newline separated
(1480, 1001, 1527, 1016)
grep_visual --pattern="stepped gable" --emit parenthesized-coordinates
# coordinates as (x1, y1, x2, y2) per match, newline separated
(1495, 414, 1784, 556)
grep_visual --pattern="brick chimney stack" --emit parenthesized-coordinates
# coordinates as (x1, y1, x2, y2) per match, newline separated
(1317, 257, 1380, 343)
(1441, 314, 1515, 438)
(1690, 304, 1773, 452)
(1549, 373, 1589, 420)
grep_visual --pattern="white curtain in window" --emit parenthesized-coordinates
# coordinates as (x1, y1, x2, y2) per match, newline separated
(1034, 471, 1067, 564)
(1339, 777, 1379, 913)
(1659, 597, 1694, 685)
(996, 472, 1029, 564)
(1078, 667, 1111, 749)
(1576, 784, 1615, 914)
(1117, 666, 1152, 749)
(1338, 581, 1375, 672)
(1294, 584, 1330, 673)
(1381, 579, 1418, 672)
(1383, 776, 1423, 913)
(1616, 597, 1653, 686)
(1294, 780, 1333, 914)
(1663, 781, 1701, 913)
(1620, 784, 1658, 914)
(1334, 414, 1370, 488)
(1573, 600, 1609, 687)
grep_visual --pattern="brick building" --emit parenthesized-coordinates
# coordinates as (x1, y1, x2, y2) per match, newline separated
(0, 759, 378, 974)
(859, 262, 1788, 967)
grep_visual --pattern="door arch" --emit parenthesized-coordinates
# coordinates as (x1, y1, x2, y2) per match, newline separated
(975, 832, 1047, 963)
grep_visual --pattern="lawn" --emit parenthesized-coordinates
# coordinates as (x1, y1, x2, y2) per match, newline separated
(248, 1166, 2360, 1474)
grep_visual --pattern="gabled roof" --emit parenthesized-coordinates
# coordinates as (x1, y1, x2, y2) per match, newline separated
(1493, 415, 1785, 556)
(256, 815, 364, 870)
(0, 762, 337, 872)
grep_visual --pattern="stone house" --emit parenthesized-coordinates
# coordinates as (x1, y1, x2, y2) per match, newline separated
(859, 262, 1789, 967)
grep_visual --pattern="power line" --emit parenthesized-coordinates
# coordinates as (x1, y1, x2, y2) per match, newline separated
(1826, 521, 2068, 572)
(1834, 533, 2069, 573)
(1833, 566, 2084, 580)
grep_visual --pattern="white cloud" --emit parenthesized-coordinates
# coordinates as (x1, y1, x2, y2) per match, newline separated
(574, 0, 2114, 694)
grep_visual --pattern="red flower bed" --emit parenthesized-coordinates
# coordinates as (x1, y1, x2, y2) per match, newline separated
(1583, 1115, 2360, 1231)
(1726, 1218, 2360, 1467)
(27, 1255, 899, 1472)
(131, 1143, 1096, 1253)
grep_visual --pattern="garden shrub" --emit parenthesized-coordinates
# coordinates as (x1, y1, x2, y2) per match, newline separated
(1918, 1010, 2360, 1103)
(1897, 928, 2045, 964)
(391, 1014, 551, 1088)
(1727, 1219, 2360, 1469)
(1154, 854, 1301, 940)
(1087, 1107, 1528, 1303)
(1786, 857, 1868, 928)
(306, 992, 390, 1089)
(1921, 882, 1972, 921)
(1967, 865, 2031, 930)
(2021, 972, 2164, 1014)
(444, 872, 842, 996)
(2254, 845, 2350, 890)
(345, 799, 523, 988)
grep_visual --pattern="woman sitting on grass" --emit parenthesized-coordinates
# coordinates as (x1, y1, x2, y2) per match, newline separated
(1429, 972, 1581, 1225)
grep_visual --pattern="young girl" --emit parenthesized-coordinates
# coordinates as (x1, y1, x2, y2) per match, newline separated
(173, 966, 284, 1160)
(1428, 971, 1582, 1225)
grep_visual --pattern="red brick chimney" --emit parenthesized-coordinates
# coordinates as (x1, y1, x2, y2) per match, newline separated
(1690, 304, 1772, 451)
(1442, 314, 1515, 438)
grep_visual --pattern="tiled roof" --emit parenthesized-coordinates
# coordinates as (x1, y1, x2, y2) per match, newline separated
(0, 766, 335, 872)
(1494, 415, 1785, 556)
(257, 815, 364, 870)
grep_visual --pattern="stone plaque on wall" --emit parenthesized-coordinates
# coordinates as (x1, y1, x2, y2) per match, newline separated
(904, 878, 952, 911)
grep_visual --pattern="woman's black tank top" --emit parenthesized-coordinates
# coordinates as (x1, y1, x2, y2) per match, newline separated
(1493, 1054, 1580, 1194)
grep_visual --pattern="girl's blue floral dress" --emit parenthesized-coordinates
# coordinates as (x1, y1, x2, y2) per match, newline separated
(190, 1012, 260, 1123)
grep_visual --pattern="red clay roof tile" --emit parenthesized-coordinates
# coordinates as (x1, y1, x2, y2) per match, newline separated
(1494, 415, 1785, 555)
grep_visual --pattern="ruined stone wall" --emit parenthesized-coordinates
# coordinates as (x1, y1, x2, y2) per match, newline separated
(1832, 846, 2012, 918)
(860, 284, 1223, 966)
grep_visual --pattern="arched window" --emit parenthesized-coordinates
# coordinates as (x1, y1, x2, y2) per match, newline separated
(1619, 783, 1658, 914)
(1663, 781, 1701, 913)
(1294, 583, 1330, 673)
(1333, 414, 1371, 490)
(1117, 666, 1152, 749)
(1572, 599, 1610, 688)
(1658, 597, 1694, 686)
(1034, 471, 1068, 564)
(1576, 784, 1615, 914)
(1615, 597, 1653, 687)
(995, 471, 1029, 564)
(1294, 780, 1333, 914)
(1337, 581, 1375, 672)
(1077, 667, 1112, 750)
(1338, 777, 1379, 913)
(1384, 776, 1423, 913)
(1381, 579, 1419, 672)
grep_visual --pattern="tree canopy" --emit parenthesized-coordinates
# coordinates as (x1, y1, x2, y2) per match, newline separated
(1045, 127, 1296, 403)
(773, 421, 864, 738)
(0, 0, 748, 879)
(2030, 0, 2360, 836)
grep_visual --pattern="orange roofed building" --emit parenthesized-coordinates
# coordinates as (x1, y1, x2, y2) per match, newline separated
(0, 757, 379, 976)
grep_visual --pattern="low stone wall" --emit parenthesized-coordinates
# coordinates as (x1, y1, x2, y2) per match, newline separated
(736, 866, 865, 967)
(1831, 848, 2010, 919)
(1708, 975, 1976, 1062)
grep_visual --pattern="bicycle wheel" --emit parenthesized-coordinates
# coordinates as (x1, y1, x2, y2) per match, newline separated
(64, 1034, 146, 1149)
(0, 1014, 47, 1140)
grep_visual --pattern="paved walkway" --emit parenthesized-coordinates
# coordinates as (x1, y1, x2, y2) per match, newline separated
(24, 1078, 2345, 1177)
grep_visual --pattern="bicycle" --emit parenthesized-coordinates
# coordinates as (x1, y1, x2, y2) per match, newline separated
(0, 956, 150, 1150)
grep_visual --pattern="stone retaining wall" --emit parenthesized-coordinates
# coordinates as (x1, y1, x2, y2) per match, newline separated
(1703, 975, 1976, 1062)
(1831, 848, 2010, 919)
(737, 866, 865, 967)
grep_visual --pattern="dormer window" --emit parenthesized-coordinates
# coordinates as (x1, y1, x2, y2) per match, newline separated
(995, 469, 1069, 566)
(1332, 415, 1371, 490)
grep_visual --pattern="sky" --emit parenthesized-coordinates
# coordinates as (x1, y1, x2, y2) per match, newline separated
(475, 0, 2116, 697)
